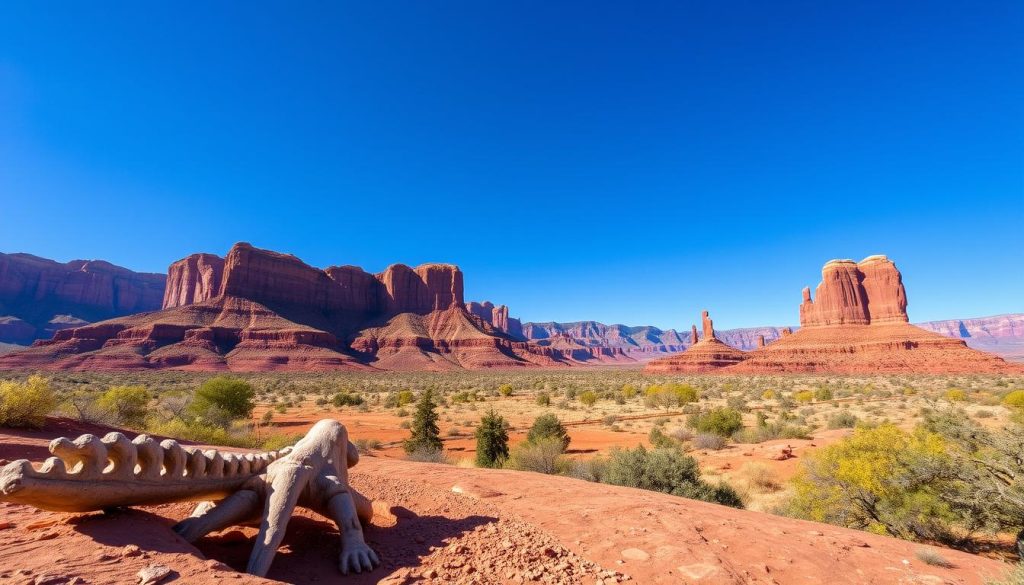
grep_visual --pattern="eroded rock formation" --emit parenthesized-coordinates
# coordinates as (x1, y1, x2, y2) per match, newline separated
(0, 243, 597, 371)
(735, 256, 1015, 373)
(644, 311, 749, 373)
(0, 252, 165, 344)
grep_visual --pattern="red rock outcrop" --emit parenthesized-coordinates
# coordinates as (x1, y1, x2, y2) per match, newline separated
(734, 256, 1017, 374)
(690, 325, 698, 344)
(799, 256, 907, 328)
(757, 335, 765, 348)
(0, 252, 165, 344)
(644, 312, 749, 373)
(0, 243, 581, 372)
(162, 253, 224, 309)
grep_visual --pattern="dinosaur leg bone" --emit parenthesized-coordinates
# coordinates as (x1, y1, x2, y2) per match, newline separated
(172, 489, 262, 543)
(246, 463, 314, 577)
(327, 490, 380, 575)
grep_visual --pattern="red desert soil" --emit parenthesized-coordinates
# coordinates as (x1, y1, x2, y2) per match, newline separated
(0, 419, 1013, 585)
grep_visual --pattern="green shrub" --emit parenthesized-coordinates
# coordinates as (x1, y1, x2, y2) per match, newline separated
(535, 392, 551, 406)
(579, 390, 598, 407)
(498, 384, 514, 397)
(1002, 390, 1024, 409)
(0, 375, 58, 429)
(602, 446, 742, 508)
(190, 377, 255, 421)
(526, 414, 570, 452)
(648, 426, 676, 449)
(97, 385, 149, 428)
(827, 411, 859, 429)
(689, 407, 743, 437)
(331, 391, 364, 407)
(475, 410, 509, 468)
(505, 437, 565, 474)
(944, 389, 967, 402)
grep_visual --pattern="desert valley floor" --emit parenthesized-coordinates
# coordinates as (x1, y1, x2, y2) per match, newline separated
(1, 368, 1022, 584)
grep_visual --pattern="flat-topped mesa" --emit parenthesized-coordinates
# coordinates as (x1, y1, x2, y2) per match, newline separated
(161, 243, 464, 318)
(799, 255, 908, 328)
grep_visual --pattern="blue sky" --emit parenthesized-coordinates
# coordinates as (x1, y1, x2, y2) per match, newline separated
(1, 2, 1021, 329)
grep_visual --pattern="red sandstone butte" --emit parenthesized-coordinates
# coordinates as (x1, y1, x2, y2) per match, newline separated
(733, 255, 1018, 374)
(644, 311, 749, 373)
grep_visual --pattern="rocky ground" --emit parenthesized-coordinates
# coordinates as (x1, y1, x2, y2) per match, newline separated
(0, 420, 1014, 585)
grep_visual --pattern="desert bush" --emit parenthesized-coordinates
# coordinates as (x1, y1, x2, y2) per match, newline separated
(688, 407, 743, 437)
(498, 384, 514, 397)
(602, 446, 742, 508)
(814, 387, 834, 401)
(692, 432, 727, 450)
(648, 426, 676, 449)
(535, 392, 551, 406)
(505, 437, 565, 474)
(189, 377, 255, 421)
(406, 446, 451, 464)
(915, 548, 953, 568)
(354, 437, 383, 453)
(827, 411, 859, 429)
(621, 384, 638, 399)
(761, 389, 776, 400)
(944, 389, 967, 402)
(1002, 390, 1024, 409)
(786, 424, 955, 542)
(794, 390, 814, 403)
(526, 413, 570, 452)
(261, 433, 302, 451)
(579, 390, 598, 407)
(566, 457, 607, 482)
(475, 410, 509, 468)
(0, 375, 58, 428)
(669, 427, 693, 442)
(97, 385, 149, 428)
(147, 418, 260, 448)
(331, 391, 364, 407)
(744, 463, 782, 492)
(644, 384, 698, 409)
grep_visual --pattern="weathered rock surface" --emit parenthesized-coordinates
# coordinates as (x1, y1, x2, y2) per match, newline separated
(0, 252, 165, 344)
(644, 312, 749, 373)
(799, 255, 908, 327)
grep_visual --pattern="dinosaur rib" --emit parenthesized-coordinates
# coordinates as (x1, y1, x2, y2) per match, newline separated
(0, 431, 288, 512)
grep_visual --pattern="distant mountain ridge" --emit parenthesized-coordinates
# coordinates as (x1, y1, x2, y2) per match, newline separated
(520, 313, 1024, 361)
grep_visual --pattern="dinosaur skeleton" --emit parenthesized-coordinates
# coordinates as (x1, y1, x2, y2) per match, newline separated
(0, 419, 381, 577)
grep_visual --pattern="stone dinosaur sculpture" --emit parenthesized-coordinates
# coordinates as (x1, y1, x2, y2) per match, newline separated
(0, 419, 381, 577)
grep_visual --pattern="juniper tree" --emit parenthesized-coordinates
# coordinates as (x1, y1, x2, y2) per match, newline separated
(526, 413, 570, 452)
(475, 410, 509, 468)
(404, 389, 442, 455)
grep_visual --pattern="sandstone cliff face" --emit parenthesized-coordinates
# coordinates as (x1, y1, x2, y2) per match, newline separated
(162, 253, 224, 309)
(0, 252, 165, 344)
(465, 301, 521, 338)
(1, 243, 586, 372)
(799, 256, 907, 328)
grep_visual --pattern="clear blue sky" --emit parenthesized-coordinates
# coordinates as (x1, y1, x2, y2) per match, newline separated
(1, 2, 1021, 330)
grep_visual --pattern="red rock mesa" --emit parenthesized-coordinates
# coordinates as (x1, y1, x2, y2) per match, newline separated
(643, 311, 749, 373)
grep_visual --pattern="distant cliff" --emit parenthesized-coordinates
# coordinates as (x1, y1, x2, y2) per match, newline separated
(0, 252, 165, 344)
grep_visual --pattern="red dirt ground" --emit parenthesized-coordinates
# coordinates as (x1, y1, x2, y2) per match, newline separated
(0, 419, 1014, 585)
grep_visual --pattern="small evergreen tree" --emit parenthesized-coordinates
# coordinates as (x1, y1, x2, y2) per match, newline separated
(404, 389, 442, 455)
(475, 410, 509, 468)
(526, 413, 570, 452)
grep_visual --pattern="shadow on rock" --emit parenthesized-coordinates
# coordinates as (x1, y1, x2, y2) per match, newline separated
(190, 505, 496, 585)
